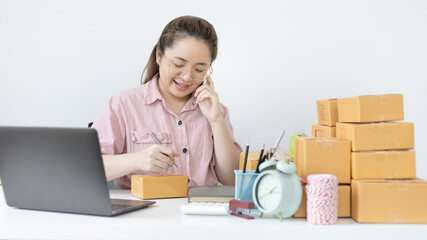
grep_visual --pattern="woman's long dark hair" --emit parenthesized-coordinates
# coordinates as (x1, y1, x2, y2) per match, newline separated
(141, 15, 218, 84)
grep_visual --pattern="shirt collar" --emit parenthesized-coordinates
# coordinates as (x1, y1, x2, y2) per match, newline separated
(143, 75, 164, 105)
(143, 75, 199, 112)
(182, 94, 198, 112)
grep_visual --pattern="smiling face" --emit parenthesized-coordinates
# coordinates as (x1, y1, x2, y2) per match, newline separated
(156, 37, 211, 103)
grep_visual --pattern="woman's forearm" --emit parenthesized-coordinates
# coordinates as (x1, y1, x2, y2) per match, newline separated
(102, 153, 138, 181)
(210, 119, 240, 185)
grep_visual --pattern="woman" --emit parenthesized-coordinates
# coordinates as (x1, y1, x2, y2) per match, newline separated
(92, 15, 241, 189)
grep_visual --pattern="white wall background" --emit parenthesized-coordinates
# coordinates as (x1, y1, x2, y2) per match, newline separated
(1, 0, 426, 178)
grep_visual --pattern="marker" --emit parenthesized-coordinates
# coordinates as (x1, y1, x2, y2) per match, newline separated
(149, 131, 178, 168)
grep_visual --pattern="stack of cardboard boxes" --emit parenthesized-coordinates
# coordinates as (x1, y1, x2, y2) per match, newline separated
(294, 98, 351, 218)
(335, 94, 427, 223)
(294, 93, 427, 223)
(240, 94, 427, 222)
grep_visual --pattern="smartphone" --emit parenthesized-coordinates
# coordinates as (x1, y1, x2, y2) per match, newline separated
(202, 67, 213, 85)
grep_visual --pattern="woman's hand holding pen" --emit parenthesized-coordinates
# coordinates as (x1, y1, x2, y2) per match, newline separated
(194, 76, 222, 124)
(130, 145, 179, 172)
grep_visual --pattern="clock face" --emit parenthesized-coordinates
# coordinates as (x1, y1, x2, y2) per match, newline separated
(255, 173, 283, 212)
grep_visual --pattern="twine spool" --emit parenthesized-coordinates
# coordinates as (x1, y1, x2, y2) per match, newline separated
(306, 174, 338, 225)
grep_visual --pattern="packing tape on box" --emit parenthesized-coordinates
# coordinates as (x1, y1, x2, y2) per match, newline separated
(315, 139, 337, 148)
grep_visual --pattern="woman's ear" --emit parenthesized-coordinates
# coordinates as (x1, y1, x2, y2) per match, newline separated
(156, 48, 162, 65)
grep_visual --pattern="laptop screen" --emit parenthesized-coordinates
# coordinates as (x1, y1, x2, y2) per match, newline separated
(0, 126, 114, 215)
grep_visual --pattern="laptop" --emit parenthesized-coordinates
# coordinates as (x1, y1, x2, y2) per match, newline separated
(0, 126, 155, 216)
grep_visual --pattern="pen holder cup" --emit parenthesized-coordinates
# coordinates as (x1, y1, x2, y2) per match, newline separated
(234, 170, 259, 203)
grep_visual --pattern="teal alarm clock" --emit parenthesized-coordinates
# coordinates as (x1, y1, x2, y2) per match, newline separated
(252, 158, 302, 221)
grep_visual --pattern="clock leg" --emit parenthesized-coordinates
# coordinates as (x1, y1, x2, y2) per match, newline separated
(279, 212, 282, 221)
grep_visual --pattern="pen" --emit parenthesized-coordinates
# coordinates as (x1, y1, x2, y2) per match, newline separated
(269, 129, 286, 160)
(149, 131, 178, 168)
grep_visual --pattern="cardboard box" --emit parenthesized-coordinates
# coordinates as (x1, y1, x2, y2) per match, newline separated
(239, 151, 261, 171)
(337, 94, 404, 123)
(351, 179, 427, 223)
(311, 124, 336, 138)
(294, 137, 351, 183)
(352, 150, 416, 179)
(317, 99, 338, 126)
(336, 122, 414, 151)
(294, 184, 350, 218)
(131, 175, 188, 200)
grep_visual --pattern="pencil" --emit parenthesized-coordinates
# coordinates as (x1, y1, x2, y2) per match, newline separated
(255, 144, 265, 173)
(241, 144, 263, 201)
(262, 149, 272, 162)
(242, 141, 250, 173)
(149, 131, 178, 168)
(238, 141, 250, 201)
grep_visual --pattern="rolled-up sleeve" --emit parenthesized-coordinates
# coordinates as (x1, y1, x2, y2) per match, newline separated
(92, 96, 126, 155)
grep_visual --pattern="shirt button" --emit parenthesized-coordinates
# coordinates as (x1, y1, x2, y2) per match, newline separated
(182, 148, 188, 154)
(178, 120, 183, 126)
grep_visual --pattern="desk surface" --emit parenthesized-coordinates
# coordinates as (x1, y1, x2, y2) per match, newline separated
(1, 187, 426, 240)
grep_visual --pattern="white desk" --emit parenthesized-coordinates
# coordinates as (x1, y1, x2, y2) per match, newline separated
(0, 187, 426, 240)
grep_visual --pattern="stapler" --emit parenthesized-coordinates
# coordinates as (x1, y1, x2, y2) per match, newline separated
(229, 199, 255, 220)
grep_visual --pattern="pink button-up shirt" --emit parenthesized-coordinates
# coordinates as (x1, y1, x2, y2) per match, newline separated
(92, 76, 242, 189)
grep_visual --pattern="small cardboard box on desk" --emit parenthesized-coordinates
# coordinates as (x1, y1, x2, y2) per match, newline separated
(131, 175, 188, 200)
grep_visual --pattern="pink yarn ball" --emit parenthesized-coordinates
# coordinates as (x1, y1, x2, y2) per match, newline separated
(306, 174, 338, 225)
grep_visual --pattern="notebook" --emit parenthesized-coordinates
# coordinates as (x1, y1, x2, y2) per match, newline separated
(0, 126, 155, 216)
(188, 185, 235, 202)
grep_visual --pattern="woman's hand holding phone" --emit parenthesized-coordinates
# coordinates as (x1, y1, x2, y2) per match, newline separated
(193, 75, 223, 124)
